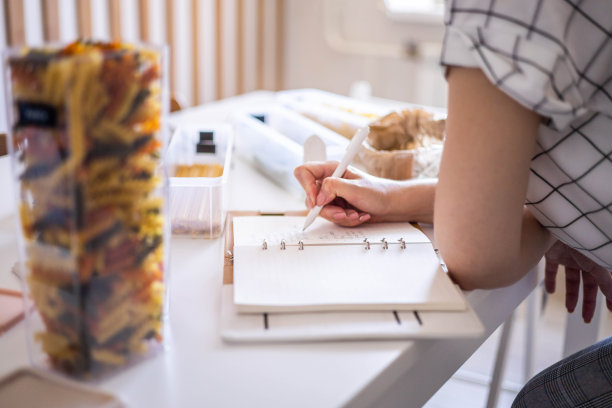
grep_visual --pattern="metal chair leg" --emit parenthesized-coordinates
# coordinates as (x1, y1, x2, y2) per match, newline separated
(524, 284, 542, 381)
(486, 312, 515, 408)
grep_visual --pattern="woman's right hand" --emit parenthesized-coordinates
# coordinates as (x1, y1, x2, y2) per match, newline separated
(293, 161, 392, 227)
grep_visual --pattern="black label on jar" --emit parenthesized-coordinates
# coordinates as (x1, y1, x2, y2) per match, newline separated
(16, 101, 57, 127)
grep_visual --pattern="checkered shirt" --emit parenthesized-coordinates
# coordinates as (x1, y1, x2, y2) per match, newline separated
(440, 0, 612, 269)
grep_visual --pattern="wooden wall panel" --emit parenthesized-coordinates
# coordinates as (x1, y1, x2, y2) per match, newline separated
(191, 0, 200, 104)
(138, 0, 150, 42)
(215, 0, 223, 99)
(236, 0, 244, 95)
(3, 0, 285, 106)
(108, 0, 122, 40)
(166, 0, 176, 97)
(4, 0, 25, 45)
(240, 0, 258, 94)
(76, 0, 92, 39)
(256, 0, 265, 91)
(207, 0, 285, 101)
(41, 0, 60, 43)
(275, 0, 284, 91)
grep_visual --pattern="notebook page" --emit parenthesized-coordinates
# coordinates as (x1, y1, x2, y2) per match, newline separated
(232, 217, 466, 313)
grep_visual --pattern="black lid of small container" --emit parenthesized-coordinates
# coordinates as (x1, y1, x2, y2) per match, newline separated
(196, 142, 216, 153)
(199, 131, 214, 142)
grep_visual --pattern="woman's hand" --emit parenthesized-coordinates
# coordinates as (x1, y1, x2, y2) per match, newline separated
(293, 161, 437, 227)
(293, 161, 387, 226)
(545, 240, 612, 323)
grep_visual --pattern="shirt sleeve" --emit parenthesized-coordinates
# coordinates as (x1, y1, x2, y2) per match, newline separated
(439, 0, 612, 131)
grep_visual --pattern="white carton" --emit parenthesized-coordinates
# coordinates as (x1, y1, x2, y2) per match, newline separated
(233, 105, 348, 195)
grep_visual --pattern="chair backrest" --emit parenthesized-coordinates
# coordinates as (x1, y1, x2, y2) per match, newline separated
(2, 0, 285, 107)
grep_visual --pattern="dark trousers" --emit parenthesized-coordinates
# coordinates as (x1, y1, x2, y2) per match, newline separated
(512, 336, 612, 407)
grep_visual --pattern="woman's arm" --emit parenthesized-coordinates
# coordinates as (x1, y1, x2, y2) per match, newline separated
(435, 67, 554, 290)
(294, 161, 437, 226)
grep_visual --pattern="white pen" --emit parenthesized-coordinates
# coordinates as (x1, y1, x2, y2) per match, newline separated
(302, 126, 370, 232)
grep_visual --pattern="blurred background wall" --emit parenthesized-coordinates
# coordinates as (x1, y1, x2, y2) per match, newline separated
(284, 0, 447, 107)
(0, 0, 448, 132)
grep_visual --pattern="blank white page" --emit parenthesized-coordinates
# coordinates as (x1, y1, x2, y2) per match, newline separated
(233, 216, 465, 313)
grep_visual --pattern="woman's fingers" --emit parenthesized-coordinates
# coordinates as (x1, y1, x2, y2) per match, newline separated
(294, 161, 362, 208)
(586, 267, 612, 301)
(544, 259, 559, 294)
(320, 205, 370, 227)
(542, 240, 612, 318)
(317, 175, 380, 212)
(565, 267, 581, 313)
(581, 271, 598, 323)
(585, 267, 612, 313)
(316, 177, 345, 206)
(575, 253, 612, 314)
(294, 161, 337, 204)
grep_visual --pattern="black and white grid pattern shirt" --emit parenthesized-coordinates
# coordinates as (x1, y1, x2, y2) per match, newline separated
(440, 0, 612, 269)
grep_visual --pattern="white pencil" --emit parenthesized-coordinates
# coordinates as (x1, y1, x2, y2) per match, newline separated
(302, 127, 369, 232)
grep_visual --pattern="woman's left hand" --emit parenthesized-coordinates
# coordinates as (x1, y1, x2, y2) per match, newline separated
(545, 241, 612, 323)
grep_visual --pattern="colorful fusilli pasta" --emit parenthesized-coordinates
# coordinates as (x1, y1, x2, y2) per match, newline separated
(8, 40, 166, 378)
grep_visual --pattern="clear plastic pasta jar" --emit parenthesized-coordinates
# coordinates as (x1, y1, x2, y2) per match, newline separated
(3, 40, 169, 379)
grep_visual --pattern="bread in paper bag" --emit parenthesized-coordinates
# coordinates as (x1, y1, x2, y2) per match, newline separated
(355, 109, 445, 180)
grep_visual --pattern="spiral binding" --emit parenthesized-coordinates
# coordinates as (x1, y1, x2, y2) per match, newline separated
(262, 237, 410, 250)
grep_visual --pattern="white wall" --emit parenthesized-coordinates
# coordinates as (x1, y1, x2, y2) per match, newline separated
(283, 0, 448, 108)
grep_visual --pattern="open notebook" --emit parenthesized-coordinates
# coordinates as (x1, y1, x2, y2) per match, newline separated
(232, 216, 466, 313)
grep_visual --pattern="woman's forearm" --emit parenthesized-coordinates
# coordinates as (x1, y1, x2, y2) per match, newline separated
(380, 178, 437, 224)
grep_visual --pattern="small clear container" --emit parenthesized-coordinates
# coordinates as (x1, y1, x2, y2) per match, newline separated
(233, 104, 348, 195)
(3, 40, 169, 379)
(167, 124, 233, 238)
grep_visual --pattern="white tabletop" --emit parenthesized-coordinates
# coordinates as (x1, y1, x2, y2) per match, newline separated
(0, 93, 541, 408)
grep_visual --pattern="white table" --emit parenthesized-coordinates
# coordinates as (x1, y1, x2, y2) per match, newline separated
(0, 94, 541, 408)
